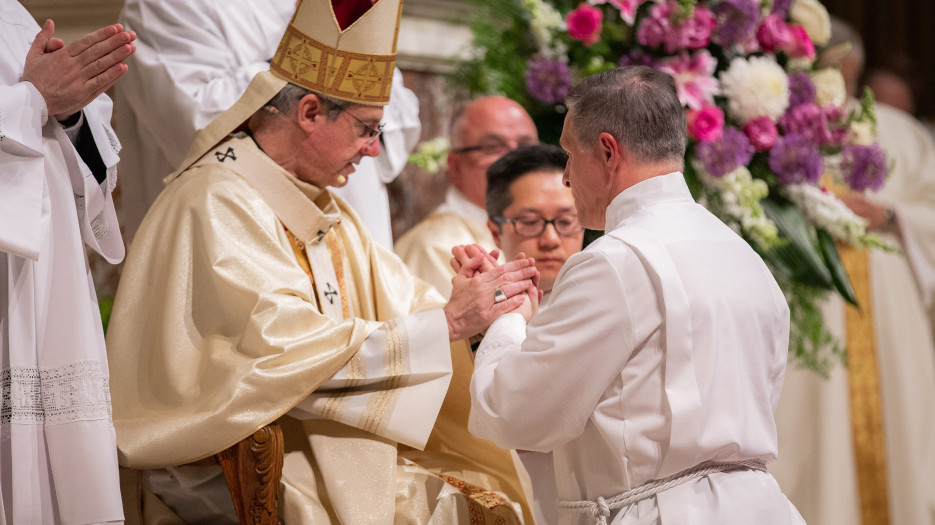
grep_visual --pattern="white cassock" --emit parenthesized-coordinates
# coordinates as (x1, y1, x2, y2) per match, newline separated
(771, 103, 935, 525)
(114, 0, 421, 246)
(470, 173, 804, 525)
(0, 2, 124, 523)
(395, 186, 498, 298)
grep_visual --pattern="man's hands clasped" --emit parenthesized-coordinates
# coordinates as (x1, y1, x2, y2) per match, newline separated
(21, 19, 137, 122)
(444, 244, 541, 342)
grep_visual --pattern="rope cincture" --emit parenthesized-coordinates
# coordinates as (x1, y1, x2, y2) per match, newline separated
(557, 458, 767, 525)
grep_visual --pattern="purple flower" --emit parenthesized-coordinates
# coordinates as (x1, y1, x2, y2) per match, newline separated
(695, 126, 755, 177)
(525, 55, 572, 104)
(841, 144, 888, 191)
(768, 133, 824, 185)
(787, 70, 816, 108)
(618, 50, 655, 68)
(780, 103, 847, 146)
(713, 0, 760, 48)
(771, 0, 793, 18)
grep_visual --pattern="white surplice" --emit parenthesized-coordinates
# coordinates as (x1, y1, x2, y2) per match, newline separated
(0, 2, 124, 523)
(114, 0, 421, 246)
(771, 103, 935, 525)
(471, 173, 804, 525)
(395, 187, 498, 298)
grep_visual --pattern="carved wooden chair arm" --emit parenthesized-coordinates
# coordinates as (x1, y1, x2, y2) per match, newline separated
(188, 423, 284, 525)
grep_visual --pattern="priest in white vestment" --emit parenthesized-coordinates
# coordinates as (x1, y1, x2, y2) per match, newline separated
(395, 96, 538, 297)
(105, 1, 537, 523)
(114, 0, 421, 247)
(482, 143, 584, 525)
(466, 67, 805, 525)
(0, 4, 136, 523)
(770, 22, 935, 525)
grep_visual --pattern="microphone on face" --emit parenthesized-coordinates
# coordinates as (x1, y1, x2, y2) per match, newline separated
(336, 175, 347, 185)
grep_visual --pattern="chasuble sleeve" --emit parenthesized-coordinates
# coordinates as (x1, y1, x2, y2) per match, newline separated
(107, 167, 452, 468)
(470, 246, 655, 452)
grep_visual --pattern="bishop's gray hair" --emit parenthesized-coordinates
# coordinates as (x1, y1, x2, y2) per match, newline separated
(265, 83, 351, 121)
(564, 66, 686, 167)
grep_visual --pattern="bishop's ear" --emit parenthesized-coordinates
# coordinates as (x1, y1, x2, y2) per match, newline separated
(597, 131, 620, 168)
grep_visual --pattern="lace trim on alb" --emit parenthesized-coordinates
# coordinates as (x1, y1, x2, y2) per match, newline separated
(1, 360, 113, 425)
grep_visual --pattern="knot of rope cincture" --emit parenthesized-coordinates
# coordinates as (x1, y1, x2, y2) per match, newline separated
(589, 496, 610, 525)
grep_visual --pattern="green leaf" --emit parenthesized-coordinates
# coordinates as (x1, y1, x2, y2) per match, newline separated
(816, 228, 859, 307)
(760, 199, 833, 289)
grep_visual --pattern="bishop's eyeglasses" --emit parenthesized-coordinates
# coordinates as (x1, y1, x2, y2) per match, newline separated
(492, 214, 583, 237)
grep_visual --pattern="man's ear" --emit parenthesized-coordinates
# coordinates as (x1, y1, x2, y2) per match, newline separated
(487, 219, 503, 248)
(597, 131, 620, 171)
(295, 94, 325, 131)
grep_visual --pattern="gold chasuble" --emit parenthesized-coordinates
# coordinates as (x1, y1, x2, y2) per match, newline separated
(106, 134, 531, 524)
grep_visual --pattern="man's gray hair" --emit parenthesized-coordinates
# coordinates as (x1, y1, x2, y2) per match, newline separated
(564, 66, 686, 166)
(266, 83, 350, 121)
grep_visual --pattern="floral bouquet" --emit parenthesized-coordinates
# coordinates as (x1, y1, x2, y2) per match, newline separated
(446, 0, 892, 374)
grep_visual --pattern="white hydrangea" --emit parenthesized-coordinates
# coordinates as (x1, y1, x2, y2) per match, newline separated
(810, 68, 847, 107)
(523, 0, 565, 55)
(693, 160, 779, 248)
(719, 56, 790, 124)
(407, 137, 450, 174)
(789, 0, 831, 46)
(783, 183, 867, 244)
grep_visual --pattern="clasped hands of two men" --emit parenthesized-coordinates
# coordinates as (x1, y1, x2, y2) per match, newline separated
(443, 245, 542, 343)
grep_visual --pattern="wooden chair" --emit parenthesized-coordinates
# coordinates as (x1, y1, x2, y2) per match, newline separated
(187, 423, 285, 525)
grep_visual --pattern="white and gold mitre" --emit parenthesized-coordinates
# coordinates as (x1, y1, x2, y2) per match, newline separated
(271, 0, 403, 106)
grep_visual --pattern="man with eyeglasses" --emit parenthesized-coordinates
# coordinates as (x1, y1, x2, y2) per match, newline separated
(104, 1, 537, 522)
(484, 143, 582, 525)
(396, 96, 539, 298)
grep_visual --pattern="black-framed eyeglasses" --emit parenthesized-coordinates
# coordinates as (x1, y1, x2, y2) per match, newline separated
(493, 214, 583, 237)
(450, 137, 537, 156)
(335, 104, 385, 147)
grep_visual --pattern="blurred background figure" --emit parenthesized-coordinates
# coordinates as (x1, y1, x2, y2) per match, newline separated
(396, 96, 538, 297)
(114, 0, 420, 247)
(770, 17, 935, 525)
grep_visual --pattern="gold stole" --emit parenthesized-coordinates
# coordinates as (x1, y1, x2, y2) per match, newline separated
(839, 244, 890, 525)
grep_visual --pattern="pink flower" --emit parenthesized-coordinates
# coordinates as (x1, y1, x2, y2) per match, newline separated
(592, 0, 639, 25)
(743, 116, 779, 152)
(638, 2, 714, 53)
(782, 25, 815, 60)
(566, 4, 604, 46)
(687, 106, 725, 142)
(756, 14, 792, 53)
(657, 50, 720, 110)
(683, 6, 716, 50)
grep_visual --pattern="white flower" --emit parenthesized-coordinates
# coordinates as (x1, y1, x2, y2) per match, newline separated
(523, 0, 565, 53)
(693, 160, 779, 248)
(848, 119, 875, 146)
(719, 56, 790, 124)
(784, 183, 867, 244)
(789, 0, 831, 46)
(810, 68, 847, 107)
